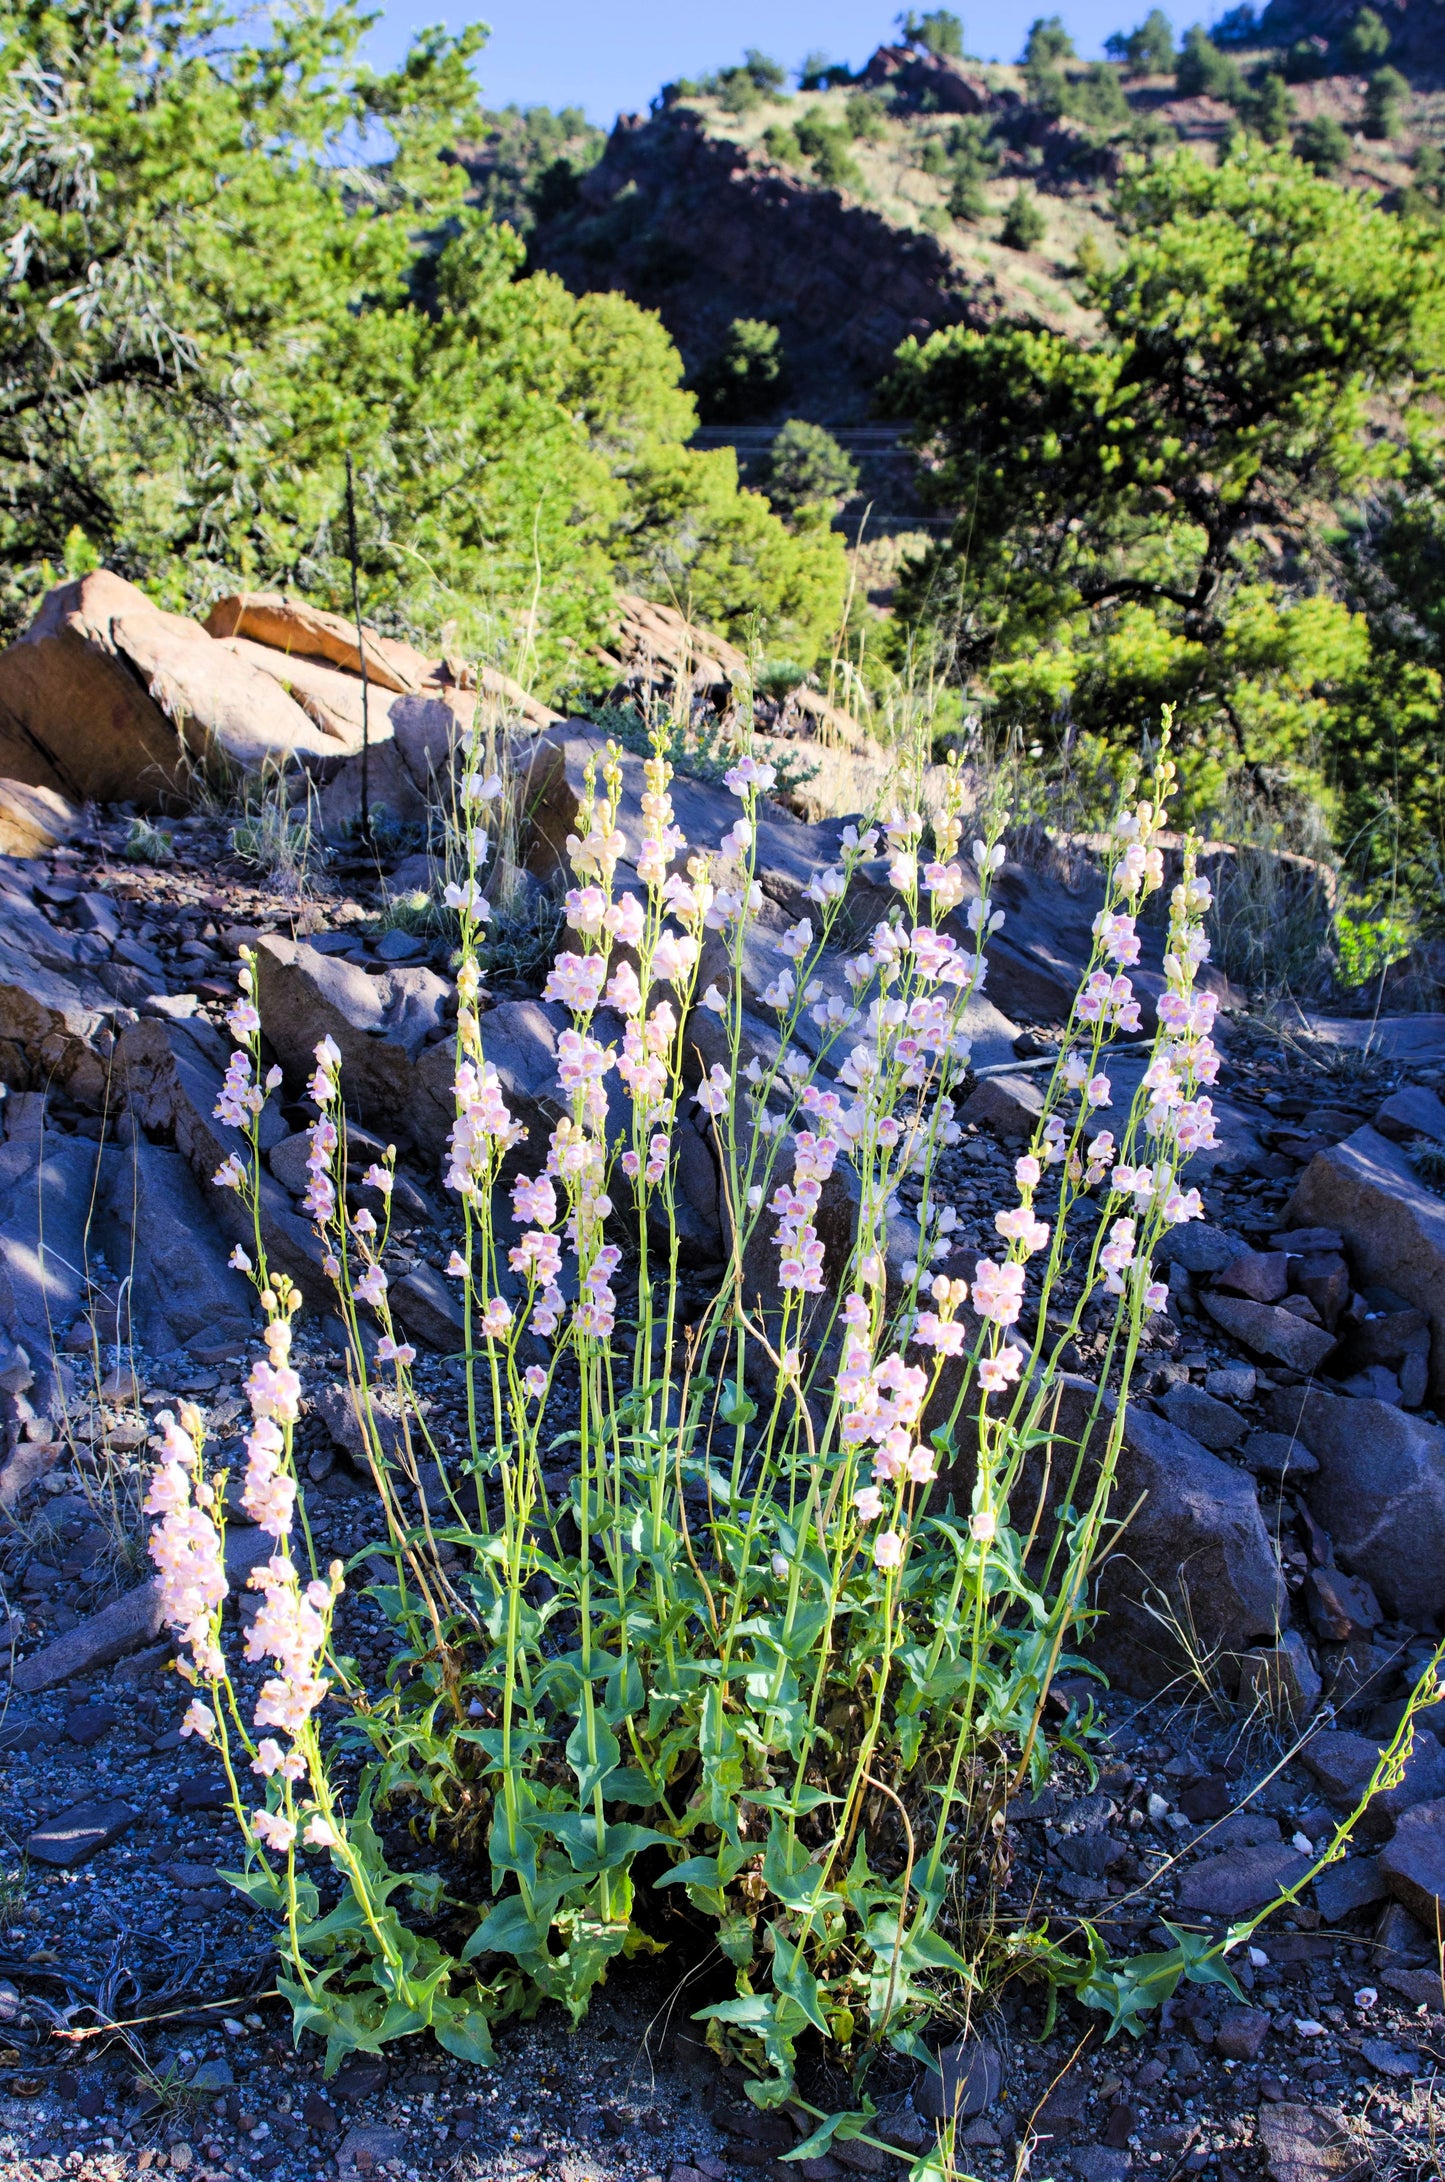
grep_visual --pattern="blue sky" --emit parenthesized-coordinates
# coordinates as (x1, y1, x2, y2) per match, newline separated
(362, 1, 1208, 124)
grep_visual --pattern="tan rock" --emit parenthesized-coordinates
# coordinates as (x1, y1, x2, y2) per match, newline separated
(214, 636, 389, 751)
(204, 591, 424, 692)
(0, 571, 337, 805)
(0, 779, 78, 856)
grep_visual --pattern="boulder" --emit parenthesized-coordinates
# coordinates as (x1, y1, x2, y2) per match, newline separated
(205, 592, 425, 692)
(111, 1014, 330, 1310)
(1178, 1841, 1310, 1916)
(0, 571, 339, 806)
(0, 883, 119, 1107)
(253, 936, 452, 1154)
(1266, 1385, 1445, 1625)
(206, 592, 559, 727)
(1281, 1125, 1445, 1396)
(1373, 1085, 1445, 1145)
(214, 636, 397, 755)
(1238, 1429, 1317, 1482)
(0, 779, 78, 857)
(93, 1138, 254, 1351)
(1028, 1384, 1285, 1695)
(1200, 1290, 1338, 1373)
(1378, 1796, 1445, 1928)
(0, 1114, 97, 1417)
(1300, 1730, 1445, 1835)
(960, 1073, 1044, 1140)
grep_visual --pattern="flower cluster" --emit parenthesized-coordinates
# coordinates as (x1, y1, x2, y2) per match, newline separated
(145, 1407, 227, 1681)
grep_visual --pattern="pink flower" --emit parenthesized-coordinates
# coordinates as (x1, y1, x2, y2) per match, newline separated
(1085, 1075, 1112, 1108)
(180, 1700, 215, 1742)
(304, 1813, 337, 1849)
(252, 1809, 296, 1854)
(853, 1485, 884, 1521)
(1144, 1280, 1169, 1312)
(694, 1065, 729, 1118)
(978, 1346, 1023, 1394)
(1015, 1154, 1041, 1189)
(970, 1509, 997, 1542)
(376, 1336, 415, 1366)
(972, 1258, 1025, 1326)
(724, 755, 777, 796)
(873, 1530, 904, 1572)
(543, 952, 607, 1011)
(445, 1250, 468, 1277)
(523, 1365, 547, 1399)
(480, 1295, 514, 1339)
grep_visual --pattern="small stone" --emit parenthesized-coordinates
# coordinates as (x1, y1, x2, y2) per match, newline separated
(1373, 1898, 1434, 1968)
(1271, 1228, 1345, 1256)
(1357, 2038, 1416, 2078)
(1156, 1223, 1246, 1274)
(1205, 1363, 1257, 1402)
(1257, 2105, 1368, 2182)
(1215, 2005, 1271, 2060)
(1160, 1383, 1245, 1450)
(1216, 1250, 1290, 1302)
(372, 928, 424, 963)
(1073, 2152, 1130, 2182)
(1105, 2105, 1138, 2149)
(1177, 1842, 1310, 1917)
(1202, 1292, 1338, 1372)
(1177, 1774, 1231, 1822)
(63, 1702, 117, 1747)
(1302, 1569, 1381, 1643)
(1238, 1631, 1322, 1723)
(188, 2061, 234, 2092)
(26, 1797, 136, 1867)
(1373, 1086, 1445, 1144)
(337, 2123, 406, 2176)
(333, 2054, 389, 2102)
(914, 2037, 1002, 2122)
(301, 2090, 338, 2136)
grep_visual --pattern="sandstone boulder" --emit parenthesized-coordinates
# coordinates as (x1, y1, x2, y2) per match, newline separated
(0, 572, 339, 806)
(1281, 1125, 1445, 1396)
(0, 779, 79, 857)
(1267, 1385, 1445, 1625)
(253, 936, 452, 1153)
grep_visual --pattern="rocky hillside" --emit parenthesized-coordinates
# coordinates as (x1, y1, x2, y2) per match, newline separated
(467, 16, 1445, 451)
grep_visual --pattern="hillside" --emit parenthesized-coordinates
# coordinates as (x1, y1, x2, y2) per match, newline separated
(466, 14, 1445, 464)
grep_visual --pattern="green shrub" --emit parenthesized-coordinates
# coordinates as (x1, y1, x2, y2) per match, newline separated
(1282, 37, 1328, 82)
(901, 8, 966, 58)
(694, 319, 787, 422)
(1242, 73, 1295, 143)
(1295, 114, 1350, 174)
(1343, 7, 1392, 67)
(1105, 10, 1176, 74)
(845, 91, 888, 139)
(1068, 62, 1132, 132)
(1023, 13, 1075, 66)
(1002, 183, 1048, 248)
(1175, 26, 1245, 101)
(1365, 64, 1409, 138)
(764, 420, 860, 516)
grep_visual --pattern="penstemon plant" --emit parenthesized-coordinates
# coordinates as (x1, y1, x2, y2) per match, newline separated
(149, 715, 1264, 2156)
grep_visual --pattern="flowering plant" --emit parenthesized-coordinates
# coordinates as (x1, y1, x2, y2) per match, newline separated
(154, 722, 1239, 2142)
